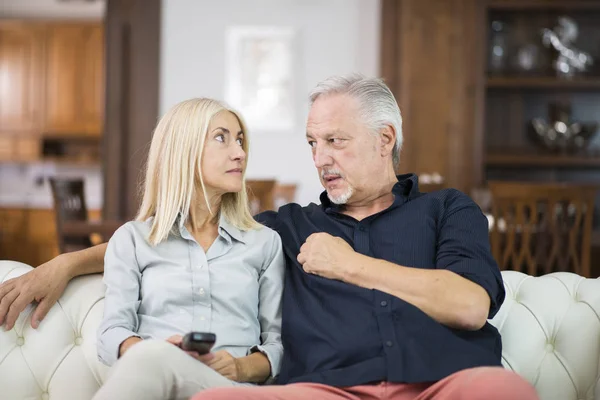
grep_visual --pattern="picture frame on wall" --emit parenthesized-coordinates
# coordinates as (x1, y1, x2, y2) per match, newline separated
(225, 26, 296, 132)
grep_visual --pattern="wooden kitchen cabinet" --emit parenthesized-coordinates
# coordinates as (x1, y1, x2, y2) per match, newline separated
(0, 22, 45, 135)
(0, 21, 104, 161)
(44, 23, 104, 137)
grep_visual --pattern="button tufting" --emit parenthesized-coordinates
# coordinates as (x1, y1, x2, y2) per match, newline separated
(545, 343, 554, 352)
(74, 337, 83, 346)
(41, 392, 49, 400)
(16, 337, 24, 346)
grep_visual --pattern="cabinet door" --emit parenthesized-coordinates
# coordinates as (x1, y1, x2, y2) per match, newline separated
(0, 23, 44, 134)
(45, 23, 104, 136)
(81, 24, 104, 135)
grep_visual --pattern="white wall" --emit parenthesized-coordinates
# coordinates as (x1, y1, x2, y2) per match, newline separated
(161, 0, 381, 206)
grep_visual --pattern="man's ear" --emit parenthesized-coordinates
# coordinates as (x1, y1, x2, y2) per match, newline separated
(379, 124, 396, 158)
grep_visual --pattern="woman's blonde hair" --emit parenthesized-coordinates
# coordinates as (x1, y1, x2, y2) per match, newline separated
(136, 97, 261, 245)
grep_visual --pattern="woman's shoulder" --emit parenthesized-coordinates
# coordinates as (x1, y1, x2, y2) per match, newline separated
(110, 219, 154, 242)
(242, 223, 282, 248)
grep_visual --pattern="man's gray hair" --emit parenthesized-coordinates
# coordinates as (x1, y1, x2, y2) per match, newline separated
(309, 73, 403, 167)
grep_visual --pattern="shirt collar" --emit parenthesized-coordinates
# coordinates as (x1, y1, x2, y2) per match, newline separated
(175, 211, 246, 244)
(217, 212, 246, 244)
(319, 173, 420, 212)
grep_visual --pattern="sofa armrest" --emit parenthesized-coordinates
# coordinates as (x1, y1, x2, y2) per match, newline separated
(491, 270, 600, 400)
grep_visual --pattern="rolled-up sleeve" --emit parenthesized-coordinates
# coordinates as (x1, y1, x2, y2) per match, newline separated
(248, 230, 285, 378)
(97, 224, 142, 366)
(436, 190, 505, 318)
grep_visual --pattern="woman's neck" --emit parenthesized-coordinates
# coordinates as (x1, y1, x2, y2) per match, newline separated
(185, 192, 222, 233)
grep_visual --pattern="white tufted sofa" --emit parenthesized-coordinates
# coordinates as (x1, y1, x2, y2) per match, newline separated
(1, 260, 599, 400)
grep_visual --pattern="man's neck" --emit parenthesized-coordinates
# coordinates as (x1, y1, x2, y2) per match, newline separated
(340, 179, 398, 221)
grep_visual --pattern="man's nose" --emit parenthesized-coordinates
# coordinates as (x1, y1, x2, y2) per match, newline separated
(313, 145, 332, 168)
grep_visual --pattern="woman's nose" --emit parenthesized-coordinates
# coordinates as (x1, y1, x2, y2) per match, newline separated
(231, 145, 246, 161)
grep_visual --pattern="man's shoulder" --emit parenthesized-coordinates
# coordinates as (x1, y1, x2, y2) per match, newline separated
(255, 202, 323, 228)
(414, 187, 479, 211)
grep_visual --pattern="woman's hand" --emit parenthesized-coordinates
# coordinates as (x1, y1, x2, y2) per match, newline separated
(198, 350, 241, 382)
(118, 336, 143, 357)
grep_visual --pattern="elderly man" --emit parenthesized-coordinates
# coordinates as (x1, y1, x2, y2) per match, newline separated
(0, 74, 538, 400)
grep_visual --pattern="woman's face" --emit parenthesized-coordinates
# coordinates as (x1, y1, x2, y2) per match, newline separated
(200, 111, 247, 196)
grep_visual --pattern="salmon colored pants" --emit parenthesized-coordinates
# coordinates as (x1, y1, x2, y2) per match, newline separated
(191, 367, 539, 400)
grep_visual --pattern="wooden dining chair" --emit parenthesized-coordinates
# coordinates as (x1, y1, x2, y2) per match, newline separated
(246, 180, 277, 215)
(49, 177, 93, 253)
(487, 181, 599, 277)
(273, 184, 297, 208)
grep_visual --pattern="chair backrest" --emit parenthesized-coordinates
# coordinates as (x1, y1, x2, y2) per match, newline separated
(49, 177, 92, 253)
(246, 180, 277, 215)
(488, 181, 598, 277)
(274, 184, 297, 208)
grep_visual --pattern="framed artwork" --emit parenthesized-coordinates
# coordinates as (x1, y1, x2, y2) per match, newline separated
(225, 26, 296, 132)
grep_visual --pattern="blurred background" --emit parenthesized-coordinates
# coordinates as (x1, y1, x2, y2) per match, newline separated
(1, 0, 600, 278)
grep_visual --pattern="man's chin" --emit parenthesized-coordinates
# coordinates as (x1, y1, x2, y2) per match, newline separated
(327, 190, 352, 205)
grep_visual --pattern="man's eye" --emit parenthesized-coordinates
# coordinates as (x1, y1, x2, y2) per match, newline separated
(308, 141, 316, 148)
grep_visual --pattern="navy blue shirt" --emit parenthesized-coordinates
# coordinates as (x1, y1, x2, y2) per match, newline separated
(256, 173, 505, 387)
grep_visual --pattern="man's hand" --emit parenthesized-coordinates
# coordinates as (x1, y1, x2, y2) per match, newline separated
(198, 350, 241, 382)
(297, 232, 356, 281)
(0, 255, 73, 330)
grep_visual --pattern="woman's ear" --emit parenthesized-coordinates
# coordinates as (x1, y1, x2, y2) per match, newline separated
(379, 124, 396, 158)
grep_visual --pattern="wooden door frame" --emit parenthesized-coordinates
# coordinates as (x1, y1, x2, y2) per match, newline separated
(102, 0, 161, 220)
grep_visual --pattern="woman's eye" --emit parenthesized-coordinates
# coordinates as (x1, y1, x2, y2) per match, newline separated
(215, 134, 225, 142)
(236, 138, 243, 146)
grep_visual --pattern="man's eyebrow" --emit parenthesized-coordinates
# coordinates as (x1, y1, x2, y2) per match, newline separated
(306, 130, 348, 139)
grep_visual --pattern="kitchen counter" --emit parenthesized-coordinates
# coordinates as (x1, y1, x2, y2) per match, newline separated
(0, 193, 102, 210)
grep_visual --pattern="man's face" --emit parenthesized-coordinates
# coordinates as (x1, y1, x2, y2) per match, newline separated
(306, 94, 383, 205)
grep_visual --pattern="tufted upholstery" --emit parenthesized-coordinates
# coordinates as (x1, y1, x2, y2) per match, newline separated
(1, 260, 599, 400)
(489, 271, 600, 400)
(0, 261, 109, 400)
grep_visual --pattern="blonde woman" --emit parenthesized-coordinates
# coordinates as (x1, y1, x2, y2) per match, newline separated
(92, 98, 285, 400)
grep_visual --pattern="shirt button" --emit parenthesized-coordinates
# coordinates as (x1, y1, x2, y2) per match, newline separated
(358, 226, 365, 232)
(380, 301, 388, 307)
(199, 288, 205, 296)
(200, 316, 206, 321)
(386, 341, 393, 347)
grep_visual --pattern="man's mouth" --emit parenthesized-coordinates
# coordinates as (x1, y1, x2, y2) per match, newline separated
(323, 175, 342, 183)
